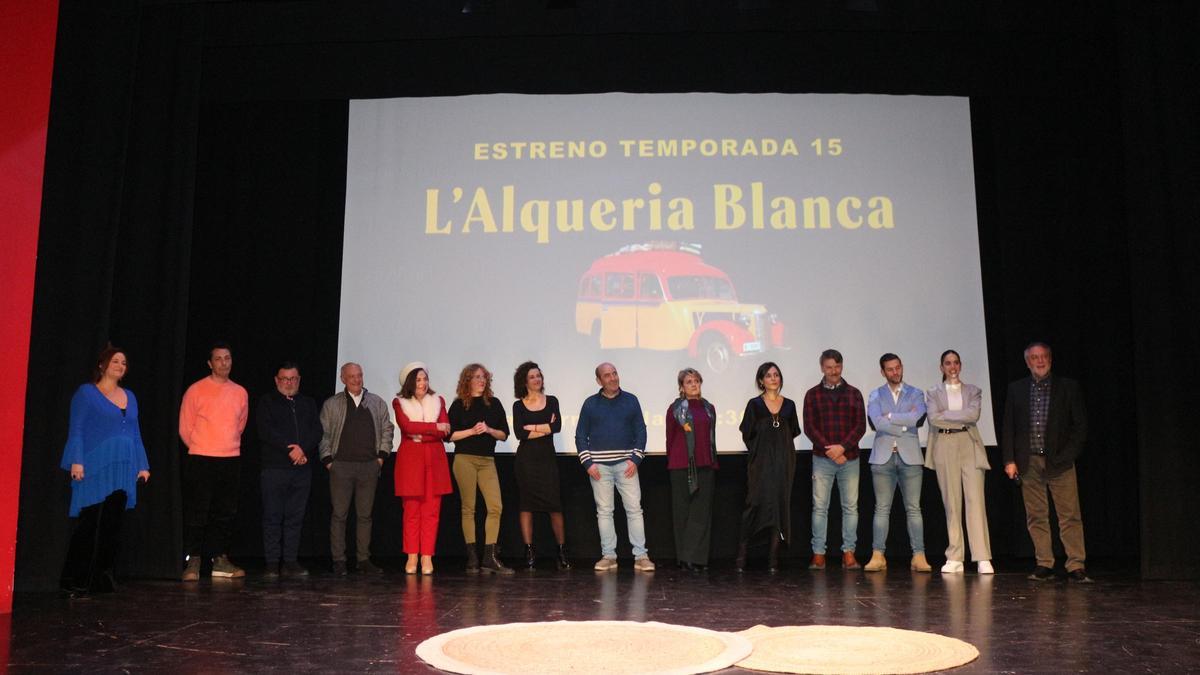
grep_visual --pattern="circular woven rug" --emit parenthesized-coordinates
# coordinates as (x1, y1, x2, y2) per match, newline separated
(416, 620, 753, 675)
(736, 625, 979, 674)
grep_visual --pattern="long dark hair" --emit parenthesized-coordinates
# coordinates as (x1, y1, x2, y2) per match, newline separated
(399, 368, 435, 399)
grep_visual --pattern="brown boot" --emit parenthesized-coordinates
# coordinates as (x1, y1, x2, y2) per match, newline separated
(842, 551, 862, 570)
(481, 544, 514, 575)
(181, 557, 201, 582)
(910, 552, 932, 572)
(808, 553, 826, 570)
(864, 550, 887, 571)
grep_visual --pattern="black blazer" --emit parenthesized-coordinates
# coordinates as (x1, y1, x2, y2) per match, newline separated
(1000, 374, 1088, 473)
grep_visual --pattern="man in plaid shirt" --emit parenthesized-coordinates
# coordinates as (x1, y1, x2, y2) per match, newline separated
(803, 349, 866, 570)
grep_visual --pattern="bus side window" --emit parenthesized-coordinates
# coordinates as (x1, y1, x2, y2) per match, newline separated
(606, 272, 634, 299)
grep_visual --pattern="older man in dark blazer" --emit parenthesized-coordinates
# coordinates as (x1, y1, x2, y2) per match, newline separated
(1001, 342, 1091, 582)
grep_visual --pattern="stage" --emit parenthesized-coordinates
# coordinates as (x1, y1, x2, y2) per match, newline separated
(5, 557, 1196, 672)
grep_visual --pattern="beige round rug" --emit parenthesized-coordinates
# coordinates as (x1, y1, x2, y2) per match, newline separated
(736, 625, 979, 674)
(416, 620, 753, 675)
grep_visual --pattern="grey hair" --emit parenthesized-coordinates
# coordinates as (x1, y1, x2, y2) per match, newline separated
(1022, 342, 1052, 359)
(677, 367, 703, 396)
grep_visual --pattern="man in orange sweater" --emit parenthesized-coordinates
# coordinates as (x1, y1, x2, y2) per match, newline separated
(178, 342, 249, 581)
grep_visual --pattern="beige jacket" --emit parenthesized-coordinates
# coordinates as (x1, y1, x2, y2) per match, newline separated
(924, 382, 989, 471)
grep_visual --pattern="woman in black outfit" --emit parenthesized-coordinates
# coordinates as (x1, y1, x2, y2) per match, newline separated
(735, 362, 801, 572)
(511, 361, 570, 570)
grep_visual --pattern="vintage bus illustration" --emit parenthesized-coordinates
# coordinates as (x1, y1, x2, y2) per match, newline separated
(575, 242, 786, 372)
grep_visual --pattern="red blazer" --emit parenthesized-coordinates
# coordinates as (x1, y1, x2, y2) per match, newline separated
(393, 396, 452, 497)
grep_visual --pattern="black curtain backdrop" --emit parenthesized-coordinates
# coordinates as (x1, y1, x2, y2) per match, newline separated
(17, 0, 1198, 590)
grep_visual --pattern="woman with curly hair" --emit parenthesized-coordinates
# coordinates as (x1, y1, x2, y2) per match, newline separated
(448, 363, 512, 574)
(512, 361, 569, 570)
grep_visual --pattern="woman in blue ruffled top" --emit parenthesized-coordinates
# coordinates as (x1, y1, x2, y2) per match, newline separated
(59, 345, 150, 594)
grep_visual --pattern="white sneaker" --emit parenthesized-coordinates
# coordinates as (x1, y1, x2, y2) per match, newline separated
(593, 556, 618, 572)
(977, 560, 995, 574)
(941, 560, 964, 574)
(633, 555, 656, 572)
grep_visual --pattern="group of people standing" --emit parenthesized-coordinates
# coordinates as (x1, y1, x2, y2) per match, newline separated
(59, 340, 1090, 592)
(727, 345, 1089, 584)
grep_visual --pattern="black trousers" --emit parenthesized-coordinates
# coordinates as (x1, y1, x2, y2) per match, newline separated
(261, 466, 312, 563)
(670, 467, 715, 565)
(184, 455, 241, 558)
(61, 490, 127, 592)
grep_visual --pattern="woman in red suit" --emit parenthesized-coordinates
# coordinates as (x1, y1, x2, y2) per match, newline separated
(393, 362, 451, 574)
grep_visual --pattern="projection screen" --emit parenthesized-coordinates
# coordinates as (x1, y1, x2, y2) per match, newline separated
(339, 93, 995, 453)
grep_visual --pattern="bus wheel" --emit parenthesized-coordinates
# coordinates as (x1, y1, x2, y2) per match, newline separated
(701, 334, 732, 373)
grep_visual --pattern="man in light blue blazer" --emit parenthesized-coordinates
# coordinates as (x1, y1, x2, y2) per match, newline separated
(865, 353, 930, 572)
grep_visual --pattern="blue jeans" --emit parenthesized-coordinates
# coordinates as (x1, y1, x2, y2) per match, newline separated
(589, 462, 647, 558)
(811, 455, 859, 554)
(869, 454, 924, 554)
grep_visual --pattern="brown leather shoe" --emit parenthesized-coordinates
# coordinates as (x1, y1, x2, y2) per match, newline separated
(842, 551, 861, 570)
(808, 554, 826, 570)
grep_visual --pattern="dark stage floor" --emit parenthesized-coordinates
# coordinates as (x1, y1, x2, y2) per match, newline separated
(4, 558, 1198, 673)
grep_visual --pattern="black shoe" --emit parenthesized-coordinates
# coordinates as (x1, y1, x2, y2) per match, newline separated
(525, 544, 537, 570)
(263, 563, 280, 579)
(767, 538, 781, 573)
(332, 561, 348, 577)
(281, 561, 308, 578)
(481, 544, 514, 575)
(677, 560, 694, 571)
(59, 580, 90, 598)
(729, 538, 748, 569)
(734, 541, 748, 572)
(465, 544, 480, 574)
(1028, 565, 1055, 581)
(357, 559, 384, 574)
(92, 570, 118, 593)
(556, 545, 572, 571)
(693, 563, 708, 572)
(1067, 568, 1094, 584)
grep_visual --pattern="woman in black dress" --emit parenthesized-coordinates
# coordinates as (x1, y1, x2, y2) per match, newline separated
(735, 361, 801, 572)
(512, 361, 569, 570)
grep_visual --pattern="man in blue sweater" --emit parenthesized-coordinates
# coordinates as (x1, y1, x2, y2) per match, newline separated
(575, 362, 655, 572)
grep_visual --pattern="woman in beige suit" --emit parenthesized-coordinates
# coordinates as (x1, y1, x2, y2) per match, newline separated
(925, 349, 993, 575)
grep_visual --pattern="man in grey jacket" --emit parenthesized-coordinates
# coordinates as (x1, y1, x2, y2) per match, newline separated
(319, 362, 394, 576)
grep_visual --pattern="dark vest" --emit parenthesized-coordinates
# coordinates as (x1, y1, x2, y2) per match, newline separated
(337, 395, 377, 462)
